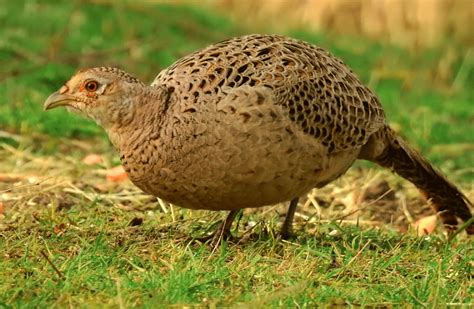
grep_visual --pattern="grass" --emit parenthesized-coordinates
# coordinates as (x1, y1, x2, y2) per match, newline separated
(0, 0, 473, 307)
(2, 220, 473, 307)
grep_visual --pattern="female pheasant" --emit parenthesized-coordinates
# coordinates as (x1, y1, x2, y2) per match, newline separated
(44, 34, 473, 239)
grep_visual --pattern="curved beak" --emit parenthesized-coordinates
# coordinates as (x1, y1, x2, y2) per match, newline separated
(43, 91, 75, 110)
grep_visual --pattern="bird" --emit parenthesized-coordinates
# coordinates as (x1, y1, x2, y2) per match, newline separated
(44, 34, 473, 241)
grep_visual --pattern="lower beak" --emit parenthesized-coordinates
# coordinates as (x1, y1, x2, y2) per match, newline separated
(43, 91, 75, 110)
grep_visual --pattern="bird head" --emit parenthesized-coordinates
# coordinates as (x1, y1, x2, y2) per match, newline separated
(44, 67, 146, 129)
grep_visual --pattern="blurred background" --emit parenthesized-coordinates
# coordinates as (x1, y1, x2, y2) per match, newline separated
(0, 0, 473, 173)
(210, 0, 474, 49)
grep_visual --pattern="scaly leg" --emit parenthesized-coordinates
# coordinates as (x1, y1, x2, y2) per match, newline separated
(199, 210, 239, 247)
(280, 197, 299, 239)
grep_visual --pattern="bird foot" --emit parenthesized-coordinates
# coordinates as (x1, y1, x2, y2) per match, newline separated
(195, 227, 234, 248)
(280, 229, 293, 240)
(194, 210, 239, 248)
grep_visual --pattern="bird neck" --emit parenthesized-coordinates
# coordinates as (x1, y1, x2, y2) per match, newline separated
(106, 85, 171, 157)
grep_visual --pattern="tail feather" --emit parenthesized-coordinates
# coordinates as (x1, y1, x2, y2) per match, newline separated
(366, 126, 473, 234)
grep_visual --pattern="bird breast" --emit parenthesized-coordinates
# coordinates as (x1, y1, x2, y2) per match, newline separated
(116, 85, 358, 210)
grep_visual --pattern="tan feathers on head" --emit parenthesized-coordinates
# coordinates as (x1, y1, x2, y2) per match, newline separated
(44, 67, 150, 129)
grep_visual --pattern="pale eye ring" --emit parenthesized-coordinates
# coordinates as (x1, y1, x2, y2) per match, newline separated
(84, 80, 99, 92)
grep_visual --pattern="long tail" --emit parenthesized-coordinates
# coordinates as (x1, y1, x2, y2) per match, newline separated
(361, 126, 473, 234)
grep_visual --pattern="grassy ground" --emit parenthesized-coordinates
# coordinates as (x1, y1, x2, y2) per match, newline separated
(1, 0, 473, 307)
(1, 143, 473, 307)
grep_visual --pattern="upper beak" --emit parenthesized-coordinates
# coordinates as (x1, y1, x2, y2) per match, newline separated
(43, 91, 75, 110)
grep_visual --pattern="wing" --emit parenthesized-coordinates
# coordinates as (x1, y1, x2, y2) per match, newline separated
(152, 34, 386, 153)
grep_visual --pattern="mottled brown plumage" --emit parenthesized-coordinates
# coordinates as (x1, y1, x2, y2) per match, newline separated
(44, 34, 473, 237)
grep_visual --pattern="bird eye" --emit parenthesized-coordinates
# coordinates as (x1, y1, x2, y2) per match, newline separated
(84, 81, 99, 92)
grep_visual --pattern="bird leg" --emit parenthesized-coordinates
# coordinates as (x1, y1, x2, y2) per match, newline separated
(280, 197, 299, 239)
(198, 210, 239, 246)
(215, 209, 239, 241)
